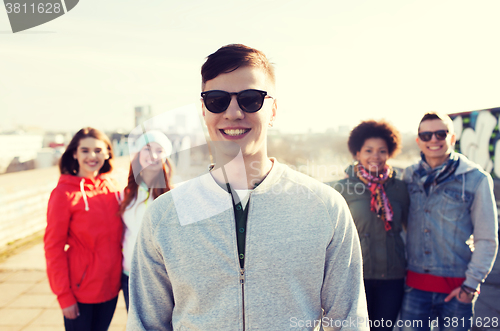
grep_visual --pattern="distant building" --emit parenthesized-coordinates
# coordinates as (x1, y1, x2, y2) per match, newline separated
(135, 106, 152, 129)
(337, 125, 350, 135)
(325, 127, 336, 134)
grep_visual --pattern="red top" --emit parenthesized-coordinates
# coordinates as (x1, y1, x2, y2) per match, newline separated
(406, 270, 465, 294)
(44, 174, 123, 309)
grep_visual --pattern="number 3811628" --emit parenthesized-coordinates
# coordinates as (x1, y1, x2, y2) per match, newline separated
(5, 3, 62, 14)
(443, 317, 498, 328)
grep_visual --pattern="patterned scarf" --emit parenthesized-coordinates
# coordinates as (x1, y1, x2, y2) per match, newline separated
(355, 163, 394, 231)
(416, 152, 460, 195)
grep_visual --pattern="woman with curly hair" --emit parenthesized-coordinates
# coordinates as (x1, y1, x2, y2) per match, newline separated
(333, 120, 409, 330)
(119, 130, 174, 311)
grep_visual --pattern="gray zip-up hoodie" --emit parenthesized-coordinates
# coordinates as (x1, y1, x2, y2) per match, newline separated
(127, 160, 369, 331)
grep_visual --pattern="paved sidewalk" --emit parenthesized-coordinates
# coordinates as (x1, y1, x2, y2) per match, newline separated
(0, 242, 128, 331)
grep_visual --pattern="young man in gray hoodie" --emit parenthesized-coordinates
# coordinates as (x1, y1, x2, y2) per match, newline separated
(401, 112, 498, 331)
(126, 44, 369, 331)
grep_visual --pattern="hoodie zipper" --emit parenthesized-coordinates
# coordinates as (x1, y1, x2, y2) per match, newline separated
(240, 268, 246, 331)
(231, 191, 247, 331)
(239, 193, 252, 331)
(221, 166, 250, 331)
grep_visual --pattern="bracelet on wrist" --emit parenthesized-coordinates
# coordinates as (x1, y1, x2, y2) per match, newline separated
(460, 285, 477, 296)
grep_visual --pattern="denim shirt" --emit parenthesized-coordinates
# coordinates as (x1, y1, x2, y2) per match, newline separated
(404, 153, 498, 290)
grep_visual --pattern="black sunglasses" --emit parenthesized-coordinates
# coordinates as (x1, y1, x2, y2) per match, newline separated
(418, 130, 449, 142)
(201, 89, 273, 113)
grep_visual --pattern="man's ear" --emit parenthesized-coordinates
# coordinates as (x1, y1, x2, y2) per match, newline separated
(271, 98, 277, 121)
(201, 99, 206, 118)
(450, 132, 457, 146)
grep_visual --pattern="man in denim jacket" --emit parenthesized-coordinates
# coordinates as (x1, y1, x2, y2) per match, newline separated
(401, 112, 498, 331)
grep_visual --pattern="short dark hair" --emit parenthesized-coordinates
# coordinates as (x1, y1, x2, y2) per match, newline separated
(201, 44, 275, 89)
(418, 112, 454, 134)
(59, 127, 114, 175)
(347, 120, 402, 158)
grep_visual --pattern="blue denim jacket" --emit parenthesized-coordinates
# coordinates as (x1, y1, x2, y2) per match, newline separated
(404, 153, 498, 290)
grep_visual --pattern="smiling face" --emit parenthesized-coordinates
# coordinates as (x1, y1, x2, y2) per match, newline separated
(417, 119, 456, 167)
(139, 142, 167, 173)
(73, 137, 109, 178)
(356, 137, 389, 176)
(202, 66, 276, 163)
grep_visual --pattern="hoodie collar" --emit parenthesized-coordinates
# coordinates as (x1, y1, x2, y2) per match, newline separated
(59, 174, 119, 211)
(205, 158, 284, 194)
(249, 158, 285, 194)
(454, 153, 480, 175)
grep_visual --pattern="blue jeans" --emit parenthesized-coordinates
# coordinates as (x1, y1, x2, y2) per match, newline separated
(400, 286, 473, 331)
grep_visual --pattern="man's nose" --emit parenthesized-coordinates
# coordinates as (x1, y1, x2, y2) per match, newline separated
(430, 133, 439, 142)
(224, 95, 244, 120)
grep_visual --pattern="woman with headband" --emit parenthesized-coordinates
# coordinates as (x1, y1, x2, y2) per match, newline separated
(119, 130, 174, 311)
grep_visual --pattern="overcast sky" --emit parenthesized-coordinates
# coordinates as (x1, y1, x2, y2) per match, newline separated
(1, 0, 499, 134)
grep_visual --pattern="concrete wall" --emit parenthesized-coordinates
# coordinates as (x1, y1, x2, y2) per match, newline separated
(0, 165, 59, 249)
(450, 107, 500, 179)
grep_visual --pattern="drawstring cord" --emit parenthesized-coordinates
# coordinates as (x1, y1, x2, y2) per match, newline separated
(80, 177, 121, 212)
(104, 177, 121, 204)
(79, 179, 90, 211)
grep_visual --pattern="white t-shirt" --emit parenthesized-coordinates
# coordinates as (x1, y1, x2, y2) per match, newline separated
(122, 184, 154, 274)
(234, 189, 251, 209)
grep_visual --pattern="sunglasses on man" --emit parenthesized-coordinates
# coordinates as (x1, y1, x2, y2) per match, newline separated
(418, 130, 449, 142)
(201, 89, 273, 114)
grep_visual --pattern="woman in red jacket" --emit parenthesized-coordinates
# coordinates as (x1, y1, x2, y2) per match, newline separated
(44, 127, 123, 331)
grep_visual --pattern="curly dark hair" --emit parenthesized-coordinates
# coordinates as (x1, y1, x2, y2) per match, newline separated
(347, 120, 402, 158)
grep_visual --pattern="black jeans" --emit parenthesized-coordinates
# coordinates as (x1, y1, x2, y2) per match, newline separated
(121, 273, 130, 312)
(63, 296, 118, 331)
(364, 278, 405, 331)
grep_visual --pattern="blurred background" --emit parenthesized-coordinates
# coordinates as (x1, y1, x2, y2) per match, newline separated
(0, 1, 499, 328)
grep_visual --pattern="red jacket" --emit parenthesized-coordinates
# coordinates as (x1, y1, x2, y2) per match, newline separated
(44, 174, 123, 309)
